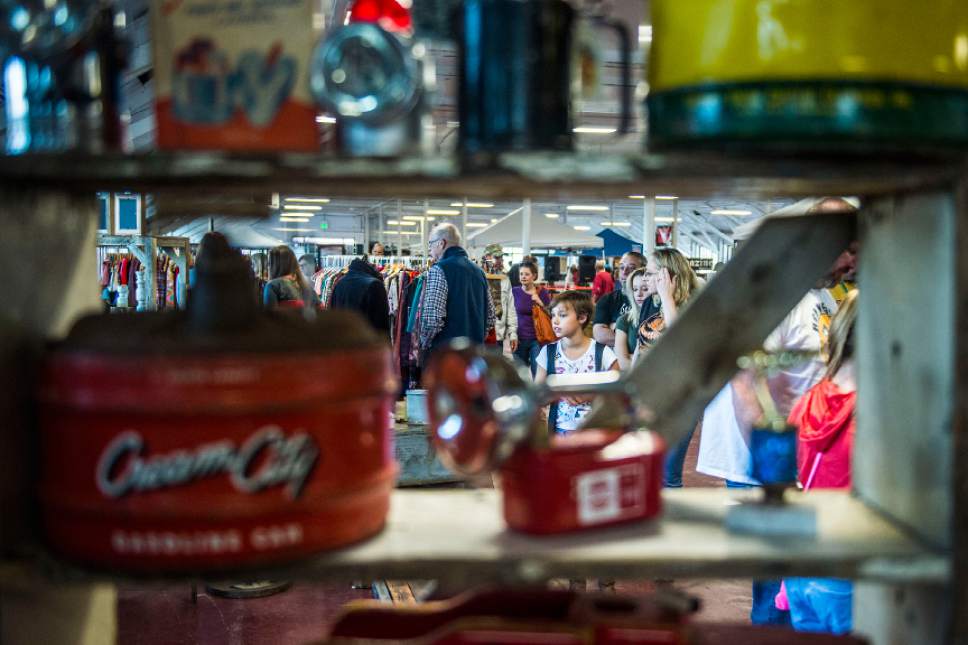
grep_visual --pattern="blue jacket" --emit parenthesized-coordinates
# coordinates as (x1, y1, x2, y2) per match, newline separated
(431, 246, 490, 350)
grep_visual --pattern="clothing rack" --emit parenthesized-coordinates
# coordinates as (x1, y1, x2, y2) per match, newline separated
(240, 248, 270, 282)
(317, 255, 431, 270)
(97, 234, 191, 311)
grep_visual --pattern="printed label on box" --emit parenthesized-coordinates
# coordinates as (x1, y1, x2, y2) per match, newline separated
(575, 463, 647, 526)
(152, 0, 319, 151)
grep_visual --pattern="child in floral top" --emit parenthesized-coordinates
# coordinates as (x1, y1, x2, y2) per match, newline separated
(533, 291, 619, 434)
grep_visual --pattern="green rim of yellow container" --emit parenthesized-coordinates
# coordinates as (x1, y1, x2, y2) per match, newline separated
(647, 80, 968, 150)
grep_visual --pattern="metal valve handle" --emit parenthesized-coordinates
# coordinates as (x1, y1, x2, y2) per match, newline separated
(422, 340, 630, 477)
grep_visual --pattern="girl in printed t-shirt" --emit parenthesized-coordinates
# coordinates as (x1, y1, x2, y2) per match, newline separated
(534, 291, 619, 435)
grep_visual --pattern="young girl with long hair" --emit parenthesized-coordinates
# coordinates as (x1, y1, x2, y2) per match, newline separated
(614, 267, 650, 370)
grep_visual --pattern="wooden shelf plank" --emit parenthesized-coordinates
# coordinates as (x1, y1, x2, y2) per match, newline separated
(0, 489, 948, 587)
(0, 152, 962, 200)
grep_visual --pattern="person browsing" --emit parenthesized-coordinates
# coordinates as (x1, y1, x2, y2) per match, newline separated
(629, 248, 701, 489)
(614, 267, 651, 370)
(418, 223, 496, 352)
(511, 259, 552, 368)
(263, 245, 320, 309)
(592, 260, 614, 303)
(592, 251, 645, 348)
(331, 256, 391, 336)
(534, 291, 619, 435)
(482, 244, 518, 356)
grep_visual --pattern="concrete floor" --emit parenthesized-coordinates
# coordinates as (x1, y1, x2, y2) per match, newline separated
(117, 426, 758, 644)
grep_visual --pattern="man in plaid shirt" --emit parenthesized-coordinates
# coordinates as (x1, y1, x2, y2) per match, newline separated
(419, 223, 495, 352)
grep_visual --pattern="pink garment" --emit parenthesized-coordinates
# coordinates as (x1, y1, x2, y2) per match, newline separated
(789, 379, 856, 490)
(776, 378, 856, 610)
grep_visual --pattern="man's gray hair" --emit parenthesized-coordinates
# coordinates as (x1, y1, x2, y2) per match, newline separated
(430, 222, 462, 246)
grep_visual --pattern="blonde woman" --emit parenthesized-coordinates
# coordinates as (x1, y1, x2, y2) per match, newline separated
(614, 267, 651, 370)
(633, 248, 701, 358)
(632, 247, 701, 488)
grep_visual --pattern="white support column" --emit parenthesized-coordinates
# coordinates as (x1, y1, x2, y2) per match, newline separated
(397, 199, 403, 256)
(643, 197, 656, 254)
(461, 197, 468, 244)
(378, 204, 384, 254)
(421, 199, 429, 257)
(522, 199, 532, 257)
(363, 211, 370, 252)
(671, 198, 679, 249)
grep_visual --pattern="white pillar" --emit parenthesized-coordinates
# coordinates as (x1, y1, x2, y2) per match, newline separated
(363, 211, 370, 253)
(643, 197, 656, 253)
(397, 199, 403, 256)
(522, 198, 532, 257)
(671, 198, 679, 249)
(461, 197, 468, 243)
(377, 204, 384, 255)
(421, 199, 429, 258)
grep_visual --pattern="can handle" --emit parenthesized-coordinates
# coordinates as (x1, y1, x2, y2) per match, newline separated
(589, 15, 634, 136)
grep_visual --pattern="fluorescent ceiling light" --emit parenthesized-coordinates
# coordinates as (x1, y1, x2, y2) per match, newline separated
(573, 126, 617, 134)
(387, 219, 418, 226)
(283, 204, 323, 212)
(491, 218, 500, 223)
(655, 217, 679, 223)
(403, 215, 435, 222)
(656, 195, 678, 200)
(449, 202, 494, 208)
(273, 227, 315, 232)
(383, 231, 421, 236)
(602, 221, 632, 227)
(628, 195, 645, 199)
(315, 115, 337, 124)
(427, 209, 461, 216)
(466, 222, 488, 229)
(281, 216, 312, 222)
(293, 236, 355, 245)
(567, 205, 609, 212)
(573, 225, 592, 231)
(639, 25, 652, 44)
(711, 209, 753, 216)
(285, 197, 330, 204)
(544, 213, 560, 219)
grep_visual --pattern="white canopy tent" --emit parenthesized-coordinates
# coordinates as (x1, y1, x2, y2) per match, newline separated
(466, 207, 603, 253)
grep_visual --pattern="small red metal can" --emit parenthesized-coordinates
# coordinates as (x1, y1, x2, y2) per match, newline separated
(37, 241, 398, 571)
(500, 431, 665, 535)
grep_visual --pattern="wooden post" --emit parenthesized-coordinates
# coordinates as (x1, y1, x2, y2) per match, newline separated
(953, 170, 968, 645)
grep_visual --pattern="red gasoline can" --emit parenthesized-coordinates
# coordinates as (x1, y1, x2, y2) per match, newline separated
(500, 431, 665, 535)
(37, 238, 398, 571)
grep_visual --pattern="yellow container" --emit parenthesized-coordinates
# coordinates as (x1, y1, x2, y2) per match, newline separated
(647, 0, 968, 149)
